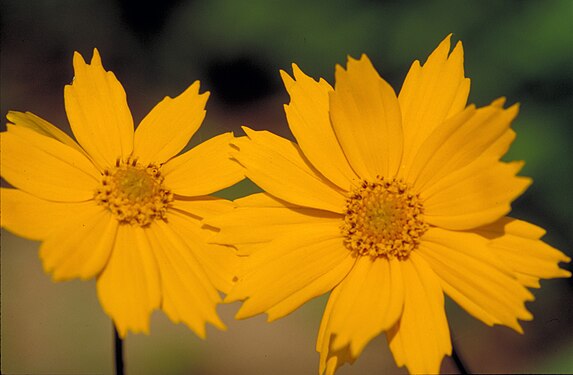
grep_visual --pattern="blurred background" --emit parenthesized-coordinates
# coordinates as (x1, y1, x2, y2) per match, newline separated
(1, 0, 572, 374)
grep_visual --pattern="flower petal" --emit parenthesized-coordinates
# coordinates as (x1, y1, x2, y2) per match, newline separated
(232, 127, 347, 213)
(406, 103, 519, 192)
(171, 195, 235, 220)
(474, 217, 571, 288)
(162, 132, 244, 196)
(281, 65, 358, 189)
(6, 111, 88, 157)
(209, 198, 341, 250)
(133, 81, 209, 165)
(398, 35, 470, 170)
(227, 221, 355, 320)
(1, 125, 100, 201)
(166, 207, 239, 294)
(64, 49, 134, 169)
(39, 204, 117, 281)
(1, 188, 97, 241)
(422, 160, 531, 230)
(317, 287, 356, 375)
(329, 55, 403, 179)
(146, 220, 224, 338)
(324, 257, 404, 358)
(418, 227, 534, 332)
(96, 224, 161, 337)
(386, 253, 451, 375)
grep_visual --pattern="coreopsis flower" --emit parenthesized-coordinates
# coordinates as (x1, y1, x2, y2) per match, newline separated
(1, 50, 243, 338)
(209, 36, 571, 374)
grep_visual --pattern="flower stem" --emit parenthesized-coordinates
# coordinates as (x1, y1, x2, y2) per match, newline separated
(114, 324, 124, 375)
(451, 344, 470, 374)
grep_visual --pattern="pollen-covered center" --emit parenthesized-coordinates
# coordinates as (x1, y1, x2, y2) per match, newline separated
(94, 158, 173, 227)
(341, 177, 427, 260)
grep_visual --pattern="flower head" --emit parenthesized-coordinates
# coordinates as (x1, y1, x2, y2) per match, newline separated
(210, 35, 571, 374)
(1, 49, 244, 338)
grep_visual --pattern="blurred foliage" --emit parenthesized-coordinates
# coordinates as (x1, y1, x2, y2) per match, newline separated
(1, 0, 572, 374)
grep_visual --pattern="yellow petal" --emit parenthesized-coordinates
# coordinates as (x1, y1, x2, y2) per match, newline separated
(398, 35, 470, 172)
(1, 125, 100, 201)
(330, 55, 403, 179)
(167, 209, 239, 294)
(162, 132, 244, 196)
(422, 160, 531, 230)
(406, 103, 519, 191)
(475, 217, 571, 288)
(133, 81, 209, 165)
(317, 286, 356, 375)
(146, 220, 224, 338)
(418, 227, 534, 333)
(39, 204, 117, 281)
(171, 195, 235, 220)
(232, 127, 346, 213)
(265, 253, 353, 322)
(1, 188, 97, 241)
(228, 221, 354, 319)
(387, 253, 451, 375)
(281, 65, 358, 189)
(6, 111, 88, 158)
(325, 257, 404, 358)
(64, 49, 134, 169)
(234, 192, 287, 207)
(208, 202, 341, 249)
(96, 224, 161, 337)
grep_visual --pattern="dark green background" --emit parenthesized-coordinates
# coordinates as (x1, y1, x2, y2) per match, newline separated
(1, 0, 572, 373)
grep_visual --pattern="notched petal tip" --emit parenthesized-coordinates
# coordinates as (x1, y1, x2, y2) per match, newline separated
(72, 51, 87, 70)
(91, 48, 103, 66)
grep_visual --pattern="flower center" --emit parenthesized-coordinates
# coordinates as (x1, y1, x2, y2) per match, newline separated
(341, 177, 427, 260)
(94, 158, 173, 226)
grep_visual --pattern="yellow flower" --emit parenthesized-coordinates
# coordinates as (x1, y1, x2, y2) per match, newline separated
(1, 49, 244, 338)
(209, 36, 571, 374)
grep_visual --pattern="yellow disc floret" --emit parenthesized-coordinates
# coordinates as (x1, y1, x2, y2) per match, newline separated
(341, 177, 427, 260)
(94, 158, 173, 226)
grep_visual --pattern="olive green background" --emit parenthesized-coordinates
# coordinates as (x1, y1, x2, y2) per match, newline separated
(1, 0, 572, 374)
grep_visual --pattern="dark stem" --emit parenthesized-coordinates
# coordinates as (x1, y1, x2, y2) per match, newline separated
(451, 344, 470, 374)
(114, 324, 125, 375)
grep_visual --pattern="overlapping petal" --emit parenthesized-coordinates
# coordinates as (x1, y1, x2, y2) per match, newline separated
(231, 128, 347, 212)
(422, 160, 531, 230)
(281, 65, 358, 189)
(386, 253, 451, 374)
(474, 218, 571, 288)
(167, 206, 239, 294)
(406, 103, 519, 191)
(147, 219, 224, 338)
(39, 204, 117, 281)
(6, 111, 88, 157)
(171, 195, 235, 220)
(133, 81, 209, 165)
(1, 188, 96, 241)
(320, 257, 404, 358)
(162, 132, 244, 196)
(317, 286, 355, 375)
(96, 224, 161, 337)
(64, 49, 134, 169)
(1, 125, 100, 201)
(209, 194, 341, 250)
(227, 221, 355, 320)
(418, 227, 534, 332)
(330, 55, 403, 180)
(398, 35, 470, 170)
